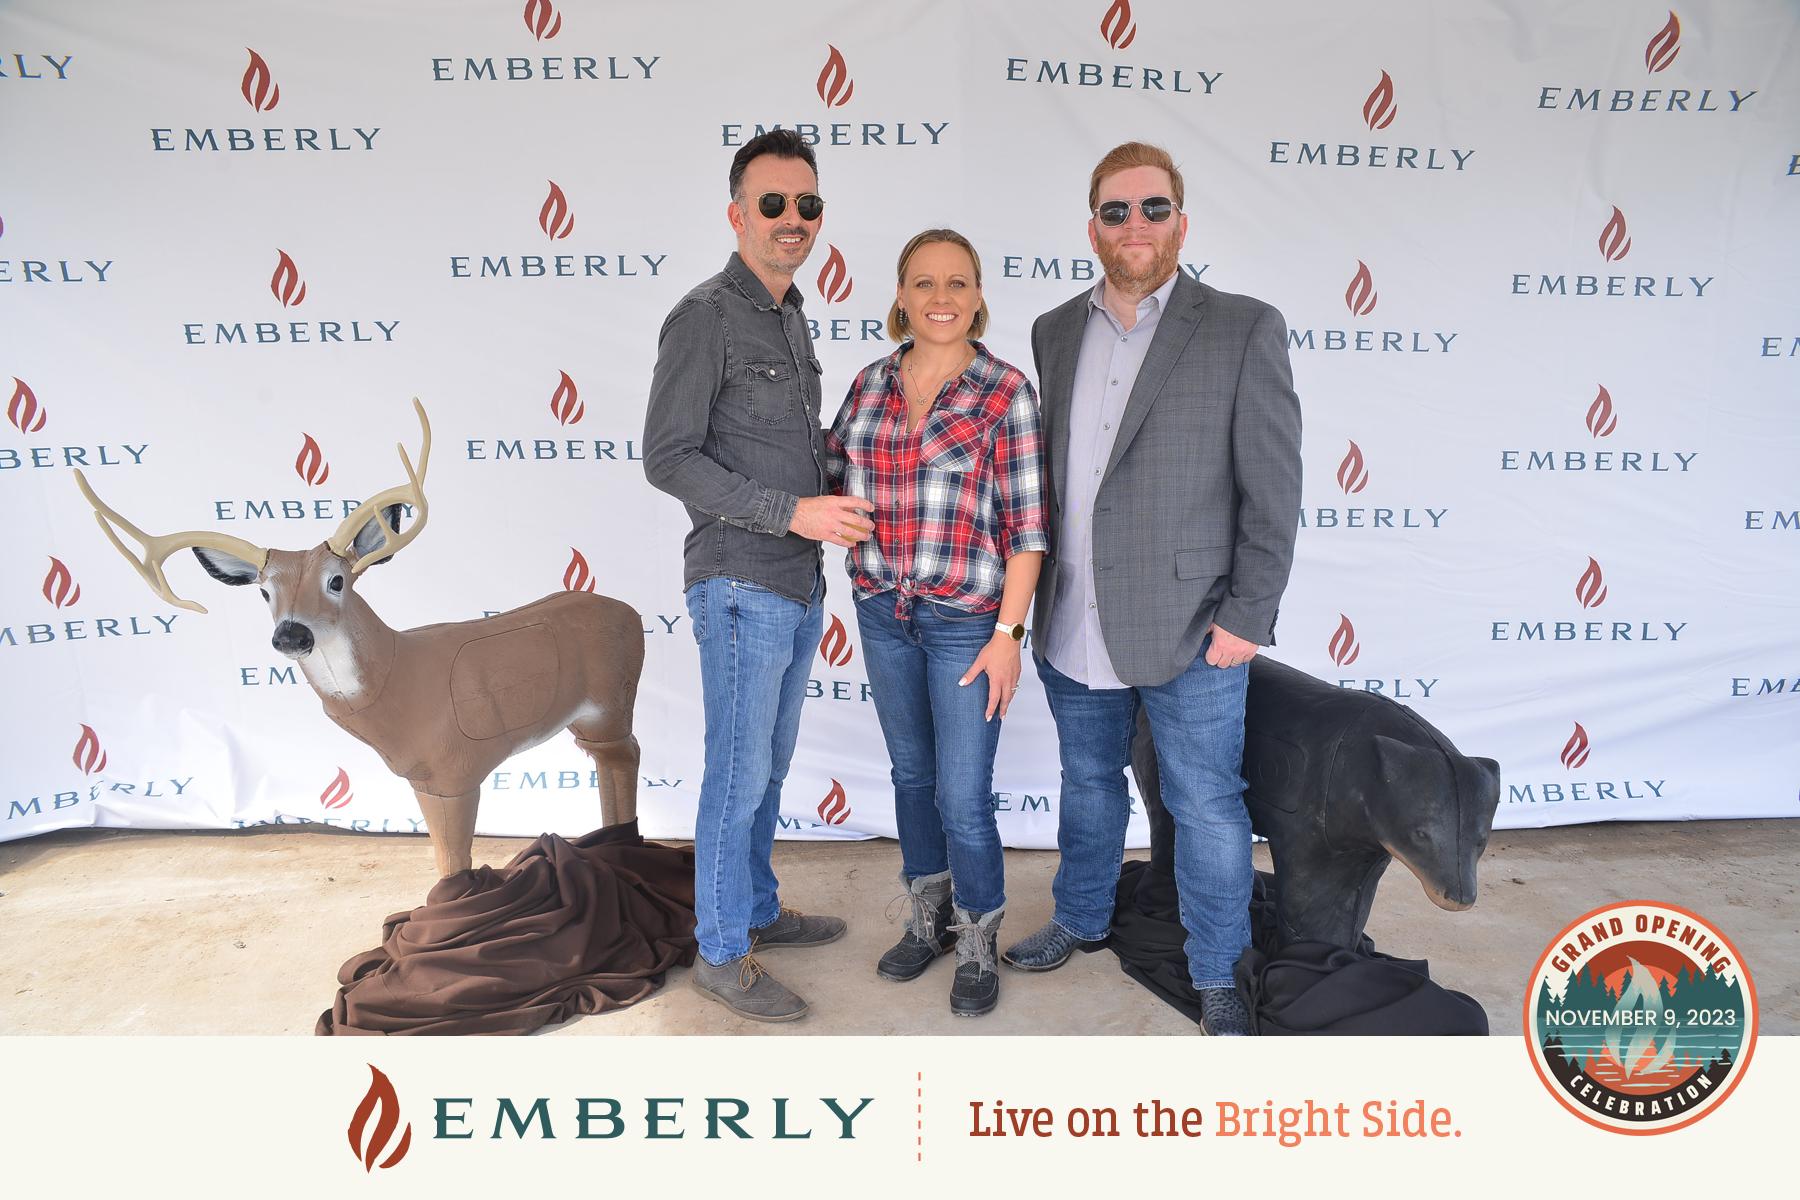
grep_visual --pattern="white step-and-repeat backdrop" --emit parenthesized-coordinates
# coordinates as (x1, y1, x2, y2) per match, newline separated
(3, 1, 1796, 850)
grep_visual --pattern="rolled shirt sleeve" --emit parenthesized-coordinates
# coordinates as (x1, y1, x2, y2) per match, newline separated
(993, 377, 1051, 558)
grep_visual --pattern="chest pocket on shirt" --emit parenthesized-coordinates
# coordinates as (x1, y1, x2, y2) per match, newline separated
(920, 413, 988, 474)
(745, 359, 795, 425)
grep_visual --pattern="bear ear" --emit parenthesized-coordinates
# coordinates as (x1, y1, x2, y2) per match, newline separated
(1371, 733, 1448, 789)
(1469, 756, 1501, 787)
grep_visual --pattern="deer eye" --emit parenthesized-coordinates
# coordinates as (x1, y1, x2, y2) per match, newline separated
(259, 587, 270, 601)
(328, 575, 345, 594)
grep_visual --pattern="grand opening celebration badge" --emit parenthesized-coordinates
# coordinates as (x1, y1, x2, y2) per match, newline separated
(1525, 901, 1758, 1134)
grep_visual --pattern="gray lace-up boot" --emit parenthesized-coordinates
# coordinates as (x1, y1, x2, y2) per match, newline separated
(947, 904, 1004, 1017)
(876, 870, 955, 982)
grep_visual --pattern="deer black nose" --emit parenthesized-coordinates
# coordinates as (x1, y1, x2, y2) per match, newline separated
(271, 620, 314, 659)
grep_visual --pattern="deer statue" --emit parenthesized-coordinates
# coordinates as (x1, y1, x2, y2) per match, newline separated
(73, 399, 646, 877)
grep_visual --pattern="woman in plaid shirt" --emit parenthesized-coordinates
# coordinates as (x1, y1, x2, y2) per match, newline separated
(823, 229, 1048, 1017)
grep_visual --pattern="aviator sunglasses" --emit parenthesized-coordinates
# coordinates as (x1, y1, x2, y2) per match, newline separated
(1093, 195, 1177, 226)
(756, 191, 826, 221)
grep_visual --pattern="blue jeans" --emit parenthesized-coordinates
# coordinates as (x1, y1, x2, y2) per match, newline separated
(685, 575, 824, 965)
(855, 595, 1006, 915)
(1035, 643, 1251, 988)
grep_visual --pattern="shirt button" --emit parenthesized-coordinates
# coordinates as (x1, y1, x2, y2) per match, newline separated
(1103, 422, 1111, 430)
(768, 368, 777, 378)
(1088, 601, 1097, 609)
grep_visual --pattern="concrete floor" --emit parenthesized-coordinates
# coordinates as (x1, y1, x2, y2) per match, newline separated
(1, 819, 1794, 1036)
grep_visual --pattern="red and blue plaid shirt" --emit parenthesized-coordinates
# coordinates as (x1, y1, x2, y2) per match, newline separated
(824, 341, 1049, 615)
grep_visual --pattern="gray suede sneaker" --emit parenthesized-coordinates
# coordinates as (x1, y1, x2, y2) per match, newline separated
(1198, 986, 1252, 1037)
(750, 906, 847, 950)
(690, 953, 808, 1022)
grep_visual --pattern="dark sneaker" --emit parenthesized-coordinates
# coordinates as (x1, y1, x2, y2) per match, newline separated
(1198, 986, 1252, 1037)
(750, 906, 847, 951)
(1000, 920, 1109, 972)
(948, 906, 1003, 1017)
(877, 871, 955, 982)
(690, 953, 808, 1022)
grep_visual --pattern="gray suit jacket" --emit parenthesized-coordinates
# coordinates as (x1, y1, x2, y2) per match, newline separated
(1031, 273, 1302, 687)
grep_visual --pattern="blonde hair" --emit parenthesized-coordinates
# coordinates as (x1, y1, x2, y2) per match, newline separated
(886, 228, 990, 342)
(1087, 141, 1186, 213)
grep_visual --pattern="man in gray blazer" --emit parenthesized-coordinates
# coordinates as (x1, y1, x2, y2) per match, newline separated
(1003, 142, 1301, 1036)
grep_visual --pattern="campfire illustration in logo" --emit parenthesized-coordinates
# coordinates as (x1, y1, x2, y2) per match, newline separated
(1586, 386, 1618, 438)
(7, 378, 45, 433)
(1598, 207, 1632, 263)
(1362, 70, 1397, 130)
(270, 250, 307, 307)
(539, 181, 575, 241)
(1575, 557, 1609, 609)
(1344, 260, 1378, 317)
(347, 1064, 412, 1172)
(816, 45, 855, 107)
(523, 0, 563, 42)
(73, 724, 108, 775)
(241, 48, 280, 112)
(1559, 722, 1591, 770)
(1100, 0, 1138, 50)
(1645, 11, 1681, 74)
(1336, 440, 1369, 494)
(321, 767, 353, 810)
(1328, 614, 1361, 667)
(563, 547, 597, 593)
(43, 557, 81, 608)
(818, 778, 850, 825)
(819, 614, 854, 667)
(550, 371, 584, 425)
(294, 434, 331, 487)
(817, 245, 854, 304)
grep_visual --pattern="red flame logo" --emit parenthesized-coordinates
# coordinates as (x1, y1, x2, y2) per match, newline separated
(539, 180, 574, 240)
(43, 557, 81, 608)
(817, 244, 853, 304)
(523, 0, 563, 41)
(7, 377, 46, 433)
(1645, 11, 1681, 74)
(1362, 70, 1397, 130)
(294, 434, 331, 486)
(1586, 385, 1618, 438)
(1100, 0, 1138, 50)
(241, 48, 280, 112)
(1328, 614, 1361, 667)
(816, 45, 855, 107)
(818, 778, 850, 826)
(819, 614, 854, 667)
(1559, 722, 1591, 770)
(348, 1064, 412, 1173)
(1598, 207, 1632, 262)
(1575, 557, 1609, 609)
(1344, 260, 1378, 317)
(321, 767, 353, 810)
(73, 724, 107, 775)
(563, 547, 597, 593)
(550, 370, 584, 425)
(1336, 440, 1370, 494)
(270, 249, 307, 307)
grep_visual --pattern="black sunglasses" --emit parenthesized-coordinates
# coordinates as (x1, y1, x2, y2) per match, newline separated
(1094, 196, 1177, 226)
(756, 191, 825, 221)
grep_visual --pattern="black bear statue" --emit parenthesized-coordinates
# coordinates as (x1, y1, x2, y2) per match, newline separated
(1130, 655, 1502, 950)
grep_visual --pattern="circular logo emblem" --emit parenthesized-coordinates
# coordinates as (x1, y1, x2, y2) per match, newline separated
(1525, 901, 1757, 1134)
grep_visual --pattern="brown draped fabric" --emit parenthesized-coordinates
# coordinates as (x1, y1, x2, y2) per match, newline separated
(317, 821, 696, 1036)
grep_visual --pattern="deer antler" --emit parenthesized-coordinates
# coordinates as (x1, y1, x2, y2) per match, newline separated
(328, 397, 431, 575)
(73, 470, 270, 615)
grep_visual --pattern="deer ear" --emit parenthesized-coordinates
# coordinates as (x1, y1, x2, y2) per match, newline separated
(350, 503, 406, 567)
(191, 545, 260, 585)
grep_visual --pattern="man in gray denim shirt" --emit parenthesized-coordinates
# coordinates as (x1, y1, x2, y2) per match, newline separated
(644, 130, 874, 1022)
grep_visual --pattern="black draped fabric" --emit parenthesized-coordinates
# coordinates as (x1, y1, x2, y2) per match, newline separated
(317, 821, 697, 1036)
(1111, 861, 1489, 1035)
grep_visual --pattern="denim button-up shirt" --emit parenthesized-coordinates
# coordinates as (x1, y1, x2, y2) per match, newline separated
(643, 252, 828, 604)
